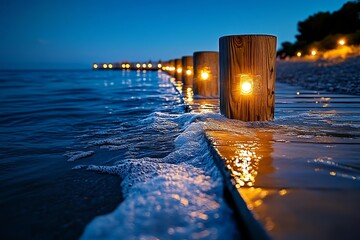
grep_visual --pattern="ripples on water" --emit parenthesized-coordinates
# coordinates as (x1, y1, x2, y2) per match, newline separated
(0, 70, 239, 239)
(2, 69, 359, 239)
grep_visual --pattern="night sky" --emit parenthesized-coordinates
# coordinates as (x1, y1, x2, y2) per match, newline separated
(0, 0, 350, 69)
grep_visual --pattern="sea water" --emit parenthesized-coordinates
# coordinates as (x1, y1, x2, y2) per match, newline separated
(0, 70, 239, 239)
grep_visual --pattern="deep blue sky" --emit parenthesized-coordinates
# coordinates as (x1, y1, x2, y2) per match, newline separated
(0, 0, 351, 69)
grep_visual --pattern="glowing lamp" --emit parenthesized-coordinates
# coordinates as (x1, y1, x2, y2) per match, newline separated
(142, 63, 146, 68)
(148, 63, 152, 68)
(186, 69, 192, 76)
(108, 64, 113, 69)
(157, 63, 162, 68)
(177, 68, 182, 73)
(162, 67, 166, 70)
(136, 63, 140, 68)
(103, 64, 108, 69)
(239, 74, 261, 95)
(296, 52, 302, 57)
(125, 64, 130, 69)
(201, 71, 209, 80)
(241, 81, 253, 94)
(93, 64, 98, 69)
(121, 64, 126, 68)
(165, 66, 170, 71)
(338, 39, 345, 46)
(311, 50, 317, 56)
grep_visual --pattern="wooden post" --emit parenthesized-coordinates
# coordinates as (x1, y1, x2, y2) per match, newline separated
(175, 58, 182, 81)
(193, 51, 219, 97)
(219, 34, 277, 121)
(169, 59, 175, 77)
(181, 56, 193, 87)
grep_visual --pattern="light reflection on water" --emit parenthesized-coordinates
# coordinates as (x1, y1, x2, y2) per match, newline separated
(178, 79, 360, 236)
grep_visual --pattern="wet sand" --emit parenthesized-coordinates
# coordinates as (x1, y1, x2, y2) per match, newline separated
(174, 58, 360, 239)
(277, 55, 360, 95)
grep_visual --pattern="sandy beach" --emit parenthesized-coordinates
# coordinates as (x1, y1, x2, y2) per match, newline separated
(277, 55, 360, 95)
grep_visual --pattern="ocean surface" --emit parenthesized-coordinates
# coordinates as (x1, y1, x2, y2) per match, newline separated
(0, 70, 239, 239)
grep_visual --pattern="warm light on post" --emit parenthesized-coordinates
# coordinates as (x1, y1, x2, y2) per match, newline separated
(311, 49, 317, 56)
(148, 63, 152, 68)
(241, 81, 253, 95)
(103, 63, 108, 69)
(136, 63, 140, 68)
(157, 63, 162, 68)
(201, 71, 209, 80)
(93, 64, 98, 69)
(238, 74, 260, 95)
(142, 63, 146, 68)
(186, 69, 192, 76)
(122, 64, 126, 69)
(296, 51, 302, 57)
(177, 68, 182, 73)
(338, 39, 346, 46)
(125, 64, 130, 69)
(108, 64, 113, 69)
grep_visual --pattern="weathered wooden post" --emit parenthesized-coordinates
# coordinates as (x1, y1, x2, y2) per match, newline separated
(219, 34, 276, 121)
(175, 58, 182, 81)
(181, 56, 193, 87)
(193, 51, 219, 97)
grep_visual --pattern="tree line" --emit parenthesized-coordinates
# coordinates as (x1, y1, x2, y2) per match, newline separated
(277, 1, 360, 58)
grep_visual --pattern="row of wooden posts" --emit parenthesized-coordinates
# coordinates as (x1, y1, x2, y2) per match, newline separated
(162, 35, 277, 122)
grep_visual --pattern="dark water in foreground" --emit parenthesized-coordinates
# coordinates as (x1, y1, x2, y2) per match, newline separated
(0, 70, 238, 239)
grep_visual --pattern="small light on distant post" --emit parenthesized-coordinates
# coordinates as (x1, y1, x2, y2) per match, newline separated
(338, 39, 346, 46)
(125, 64, 130, 69)
(103, 63, 108, 69)
(136, 63, 140, 68)
(108, 64, 113, 69)
(157, 63, 162, 68)
(311, 49, 317, 56)
(142, 63, 146, 68)
(201, 71, 209, 80)
(296, 52, 302, 57)
(93, 64, 98, 69)
(177, 68, 182, 73)
(122, 64, 126, 69)
(186, 69, 192, 76)
(165, 66, 170, 71)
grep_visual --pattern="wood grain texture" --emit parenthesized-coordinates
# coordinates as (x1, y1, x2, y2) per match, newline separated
(193, 51, 219, 97)
(219, 35, 276, 121)
(181, 56, 193, 87)
(175, 58, 182, 81)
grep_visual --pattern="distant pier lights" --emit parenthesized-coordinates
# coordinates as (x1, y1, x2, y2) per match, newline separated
(193, 51, 219, 97)
(181, 56, 193, 87)
(219, 34, 277, 121)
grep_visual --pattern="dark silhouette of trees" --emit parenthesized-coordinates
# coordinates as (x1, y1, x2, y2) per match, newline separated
(278, 1, 360, 57)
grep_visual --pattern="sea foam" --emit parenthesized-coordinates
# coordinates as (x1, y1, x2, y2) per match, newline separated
(80, 113, 240, 240)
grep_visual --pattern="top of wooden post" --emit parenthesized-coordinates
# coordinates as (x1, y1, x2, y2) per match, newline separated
(220, 34, 277, 40)
(193, 51, 219, 54)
